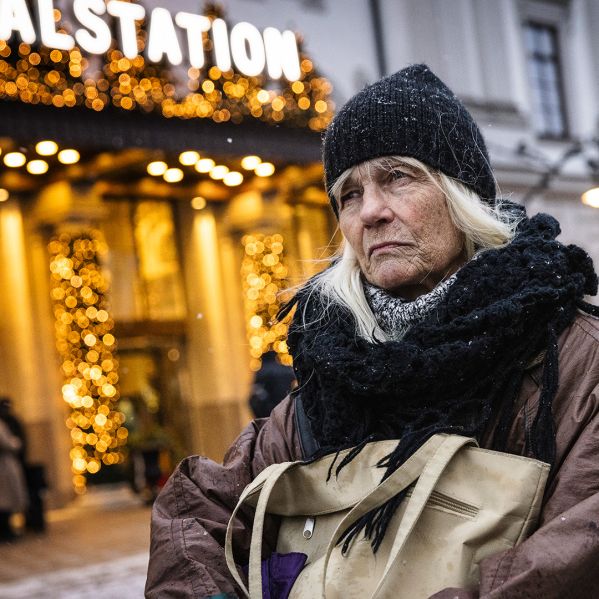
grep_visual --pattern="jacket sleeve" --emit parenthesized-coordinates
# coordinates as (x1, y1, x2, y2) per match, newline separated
(0, 421, 22, 453)
(431, 381, 599, 599)
(144, 397, 300, 599)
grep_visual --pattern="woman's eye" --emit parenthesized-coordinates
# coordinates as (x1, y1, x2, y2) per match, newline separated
(340, 190, 360, 205)
(388, 169, 408, 182)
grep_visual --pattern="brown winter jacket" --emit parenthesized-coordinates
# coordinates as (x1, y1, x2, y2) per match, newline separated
(145, 312, 599, 599)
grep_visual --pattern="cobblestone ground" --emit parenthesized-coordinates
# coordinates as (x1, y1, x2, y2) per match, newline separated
(0, 485, 152, 599)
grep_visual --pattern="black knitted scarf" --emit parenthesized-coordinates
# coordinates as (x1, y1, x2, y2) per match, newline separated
(281, 212, 599, 552)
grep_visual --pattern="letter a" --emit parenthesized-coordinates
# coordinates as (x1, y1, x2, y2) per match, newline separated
(0, 0, 36, 44)
(147, 7, 182, 66)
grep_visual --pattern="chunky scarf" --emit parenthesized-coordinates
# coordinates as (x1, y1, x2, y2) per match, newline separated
(281, 212, 599, 552)
(364, 276, 456, 341)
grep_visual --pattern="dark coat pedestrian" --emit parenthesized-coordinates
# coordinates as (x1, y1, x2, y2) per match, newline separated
(0, 419, 28, 540)
(0, 398, 47, 533)
(249, 351, 296, 418)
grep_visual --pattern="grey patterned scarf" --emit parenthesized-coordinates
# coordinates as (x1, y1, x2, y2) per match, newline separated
(364, 275, 456, 341)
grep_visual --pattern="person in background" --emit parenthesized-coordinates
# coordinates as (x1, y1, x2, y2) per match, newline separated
(0, 397, 47, 533)
(248, 351, 296, 419)
(0, 399, 28, 542)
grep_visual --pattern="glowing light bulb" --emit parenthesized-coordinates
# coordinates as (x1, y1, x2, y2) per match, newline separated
(36, 140, 59, 156)
(241, 155, 261, 170)
(223, 171, 243, 186)
(582, 187, 599, 208)
(4, 152, 26, 168)
(209, 165, 229, 180)
(58, 149, 80, 164)
(255, 162, 275, 177)
(195, 158, 215, 173)
(179, 151, 200, 165)
(164, 168, 184, 183)
(147, 161, 168, 176)
(191, 196, 206, 210)
(27, 159, 49, 175)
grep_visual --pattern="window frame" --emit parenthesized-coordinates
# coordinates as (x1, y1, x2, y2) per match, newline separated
(520, 1, 571, 141)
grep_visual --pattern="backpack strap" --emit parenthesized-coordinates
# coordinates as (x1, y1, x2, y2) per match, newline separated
(294, 394, 320, 460)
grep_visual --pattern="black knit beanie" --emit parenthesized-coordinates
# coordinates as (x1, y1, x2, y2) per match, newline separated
(323, 64, 497, 216)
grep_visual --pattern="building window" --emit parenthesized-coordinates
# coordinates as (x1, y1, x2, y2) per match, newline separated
(523, 21, 568, 138)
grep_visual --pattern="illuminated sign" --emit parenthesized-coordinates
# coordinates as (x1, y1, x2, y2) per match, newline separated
(0, 0, 301, 80)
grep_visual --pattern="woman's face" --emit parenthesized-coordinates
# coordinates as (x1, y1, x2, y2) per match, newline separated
(337, 160, 466, 300)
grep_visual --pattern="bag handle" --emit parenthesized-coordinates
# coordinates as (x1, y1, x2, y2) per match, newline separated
(319, 434, 445, 597)
(372, 435, 476, 598)
(226, 434, 476, 598)
(225, 461, 298, 598)
(319, 434, 475, 599)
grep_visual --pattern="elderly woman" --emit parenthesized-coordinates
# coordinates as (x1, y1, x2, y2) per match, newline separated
(146, 65, 599, 598)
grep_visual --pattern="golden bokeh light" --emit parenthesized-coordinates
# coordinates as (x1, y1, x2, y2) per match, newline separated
(58, 149, 80, 164)
(36, 140, 59, 156)
(191, 196, 207, 210)
(4, 152, 26, 168)
(581, 187, 599, 208)
(179, 150, 200, 165)
(195, 158, 215, 173)
(48, 231, 126, 492)
(27, 159, 49, 175)
(163, 167, 184, 183)
(241, 233, 292, 371)
(223, 171, 243, 186)
(257, 89, 270, 103)
(147, 161, 168, 176)
(0, 34, 330, 129)
(241, 155, 261, 170)
(0, 188, 9, 202)
(0, 39, 334, 130)
(209, 165, 229, 180)
(255, 162, 275, 177)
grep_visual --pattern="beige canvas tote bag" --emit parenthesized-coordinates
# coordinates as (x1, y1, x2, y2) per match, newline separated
(225, 434, 549, 599)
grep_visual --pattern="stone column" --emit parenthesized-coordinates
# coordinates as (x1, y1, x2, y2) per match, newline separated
(179, 203, 246, 460)
(0, 200, 72, 506)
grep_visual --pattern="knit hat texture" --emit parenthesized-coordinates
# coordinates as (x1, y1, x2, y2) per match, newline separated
(323, 64, 496, 215)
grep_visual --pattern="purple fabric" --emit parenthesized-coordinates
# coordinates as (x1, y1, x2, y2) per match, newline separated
(242, 552, 307, 599)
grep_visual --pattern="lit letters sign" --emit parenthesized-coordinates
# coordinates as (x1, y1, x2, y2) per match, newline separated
(0, 0, 301, 80)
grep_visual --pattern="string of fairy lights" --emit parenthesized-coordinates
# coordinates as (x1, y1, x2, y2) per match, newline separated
(0, 6, 334, 130)
(241, 233, 292, 371)
(49, 231, 127, 494)
(146, 151, 275, 189)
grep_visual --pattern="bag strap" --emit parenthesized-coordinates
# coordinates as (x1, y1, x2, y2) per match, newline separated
(294, 394, 320, 459)
(318, 434, 444, 597)
(372, 435, 476, 598)
(225, 480, 258, 597)
(225, 461, 298, 598)
(319, 435, 475, 599)
(227, 434, 476, 599)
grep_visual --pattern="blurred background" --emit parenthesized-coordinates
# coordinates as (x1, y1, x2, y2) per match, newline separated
(0, 0, 597, 596)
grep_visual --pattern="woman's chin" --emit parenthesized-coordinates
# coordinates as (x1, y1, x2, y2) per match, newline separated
(366, 269, 419, 294)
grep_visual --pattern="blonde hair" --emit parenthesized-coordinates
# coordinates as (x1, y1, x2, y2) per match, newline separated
(304, 156, 521, 342)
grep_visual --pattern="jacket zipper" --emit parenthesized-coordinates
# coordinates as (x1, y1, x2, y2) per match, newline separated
(303, 517, 316, 539)
(406, 488, 479, 517)
(301, 492, 478, 542)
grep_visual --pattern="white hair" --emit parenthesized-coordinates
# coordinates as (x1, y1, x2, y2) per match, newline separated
(301, 156, 521, 342)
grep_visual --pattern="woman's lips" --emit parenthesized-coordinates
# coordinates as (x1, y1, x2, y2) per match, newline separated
(368, 242, 409, 257)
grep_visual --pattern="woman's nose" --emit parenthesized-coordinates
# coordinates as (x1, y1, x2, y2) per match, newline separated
(360, 186, 393, 225)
